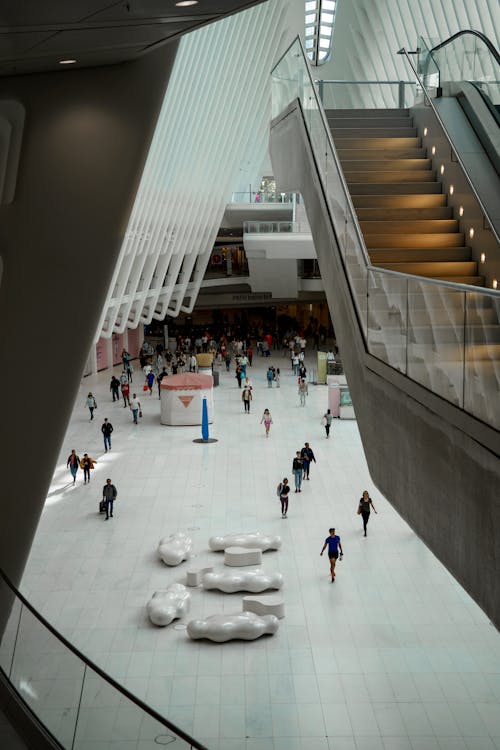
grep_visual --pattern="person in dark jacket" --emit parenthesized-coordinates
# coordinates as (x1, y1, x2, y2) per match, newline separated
(101, 418, 113, 452)
(301, 443, 316, 479)
(102, 478, 117, 520)
(358, 490, 377, 536)
(66, 450, 80, 484)
(110, 376, 120, 402)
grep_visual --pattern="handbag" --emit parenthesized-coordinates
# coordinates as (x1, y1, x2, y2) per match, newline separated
(139, 410, 143, 418)
(143, 384, 149, 391)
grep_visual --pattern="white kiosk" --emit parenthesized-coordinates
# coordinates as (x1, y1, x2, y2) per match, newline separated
(160, 373, 214, 426)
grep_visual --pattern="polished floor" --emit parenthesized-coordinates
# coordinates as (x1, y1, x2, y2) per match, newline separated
(16, 352, 500, 749)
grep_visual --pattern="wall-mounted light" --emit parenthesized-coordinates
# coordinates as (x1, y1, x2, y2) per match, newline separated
(431, 146, 436, 155)
(493, 279, 498, 290)
(175, 0, 198, 4)
(480, 253, 486, 263)
(449, 185, 454, 195)
(469, 227, 475, 239)
(440, 165, 445, 175)
(59, 59, 76, 65)
(459, 206, 464, 217)
(423, 127, 428, 136)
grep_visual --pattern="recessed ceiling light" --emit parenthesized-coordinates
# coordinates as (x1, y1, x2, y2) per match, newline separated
(59, 59, 76, 65)
(175, 0, 198, 5)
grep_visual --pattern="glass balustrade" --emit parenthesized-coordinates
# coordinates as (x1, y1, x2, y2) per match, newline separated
(0, 572, 205, 750)
(230, 190, 294, 203)
(317, 80, 416, 110)
(271, 36, 500, 430)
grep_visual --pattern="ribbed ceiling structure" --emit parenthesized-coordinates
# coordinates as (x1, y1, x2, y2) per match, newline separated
(97, 0, 289, 339)
(321, 0, 499, 108)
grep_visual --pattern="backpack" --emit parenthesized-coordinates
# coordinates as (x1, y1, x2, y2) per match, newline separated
(276, 483, 282, 497)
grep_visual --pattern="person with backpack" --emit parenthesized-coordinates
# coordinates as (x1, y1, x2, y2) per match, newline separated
(301, 443, 316, 479)
(277, 478, 290, 518)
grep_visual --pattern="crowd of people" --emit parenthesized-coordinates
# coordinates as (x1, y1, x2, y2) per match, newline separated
(71, 329, 377, 547)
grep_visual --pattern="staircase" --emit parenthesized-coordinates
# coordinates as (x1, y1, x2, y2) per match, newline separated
(328, 108, 485, 285)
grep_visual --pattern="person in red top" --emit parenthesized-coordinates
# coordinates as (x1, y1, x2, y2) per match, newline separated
(121, 380, 130, 407)
(247, 346, 253, 366)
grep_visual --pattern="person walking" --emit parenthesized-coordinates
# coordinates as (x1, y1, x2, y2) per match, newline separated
(292, 451, 303, 492)
(298, 378, 308, 406)
(80, 453, 96, 484)
(260, 408, 273, 437)
(146, 370, 155, 396)
(86, 392, 97, 420)
(301, 443, 316, 479)
(102, 478, 117, 520)
(357, 490, 377, 536)
(225, 352, 231, 372)
(266, 366, 274, 388)
(242, 385, 252, 413)
(130, 393, 141, 424)
(121, 379, 130, 408)
(157, 368, 168, 398)
(110, 376, 120, 402)
(101, 418, 113, 452)
(235, 364, 243, 388)
(66, 449, 80, 484)
(320, 528, 343, 582)
(322, 409, 333, 438)
(277, 477, 290, 518)
(247, 345, 253, 366)
(275, 368, 280, 388)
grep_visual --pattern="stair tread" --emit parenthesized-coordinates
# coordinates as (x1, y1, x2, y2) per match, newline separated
(356, 207, 453, 219)
(341, 159, 432, 170)
(352, 194, 447, 207)
(361, 220, 459, 232)
(345, 170, 436, 182)
(349, 183, 443, 194)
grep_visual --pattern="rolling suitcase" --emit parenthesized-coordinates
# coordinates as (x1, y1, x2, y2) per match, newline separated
(99, 500, 106, 513)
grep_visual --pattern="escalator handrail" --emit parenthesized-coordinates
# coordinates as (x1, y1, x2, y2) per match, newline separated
(429, 29, 500, 64)
(399, 46, 500, 247)
(0, 566, 209, 750)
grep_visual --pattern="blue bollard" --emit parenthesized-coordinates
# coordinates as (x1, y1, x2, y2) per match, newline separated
(201, 397, 209, 441)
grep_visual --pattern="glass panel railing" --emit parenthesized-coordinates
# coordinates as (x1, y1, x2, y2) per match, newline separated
(230, 190, 294, 203)
(317, 81, 416, 110)
(367, 270, 408, 373)
(272, 36, 500, 431)
(0, 571, 206, 750)
(424, 31, 500, 110)
(465, 291, 500, 429)
(243, 220, 311, 233)
(407, 279, 466, 408)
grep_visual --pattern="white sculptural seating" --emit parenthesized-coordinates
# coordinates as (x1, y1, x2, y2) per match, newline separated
(187, 611, 279, 642)
(224, 546, 262, 567)
(209, 532, 282, 552)
(242, 594, 285, 619)
(202, 568, 283, 593)
(186, 566, 214, 587)
(147, 584, 191, 627)
(158, 532, 193, 566)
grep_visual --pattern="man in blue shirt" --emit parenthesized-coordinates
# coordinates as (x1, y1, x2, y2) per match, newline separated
(320, 528, 343, 582)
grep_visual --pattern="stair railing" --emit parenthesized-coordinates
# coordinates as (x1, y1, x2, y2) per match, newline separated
(0, 567, 207, 750)
(271, 35, 500, 431)
(398, 44, 500, 247)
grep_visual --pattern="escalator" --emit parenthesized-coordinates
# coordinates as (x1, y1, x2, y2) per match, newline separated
(270, 37, 500, 627)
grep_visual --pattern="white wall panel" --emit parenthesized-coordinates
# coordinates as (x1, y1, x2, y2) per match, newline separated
(97, 0, 291, 339)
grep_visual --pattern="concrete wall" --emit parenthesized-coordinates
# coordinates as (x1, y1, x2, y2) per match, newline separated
(270, 101, 500, 627)
(0, 43, 179, 624)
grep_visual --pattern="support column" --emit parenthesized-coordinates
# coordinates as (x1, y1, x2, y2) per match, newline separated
(0, 42, 179, 624)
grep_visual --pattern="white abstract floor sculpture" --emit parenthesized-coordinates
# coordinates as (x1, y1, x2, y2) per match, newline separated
(186, 566, 214, 587)
(202, 569, 283, 593)
(224, 546, 262, 567)
(158, 532, 193, 566)
(147, 584, 191, 627)
(187, 611, 279, 642)
(242, 594, 285, 619)
(209, 532, 282, 552)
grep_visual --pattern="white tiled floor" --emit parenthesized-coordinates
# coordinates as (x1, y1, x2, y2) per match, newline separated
(15, 352, 500, 749)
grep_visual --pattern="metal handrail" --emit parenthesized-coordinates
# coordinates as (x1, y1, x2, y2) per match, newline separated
(317, 79, 414, 84)
(430, 29, 500, 64)
(399, 45, 500, 247)
(0, 567, 208, 750)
